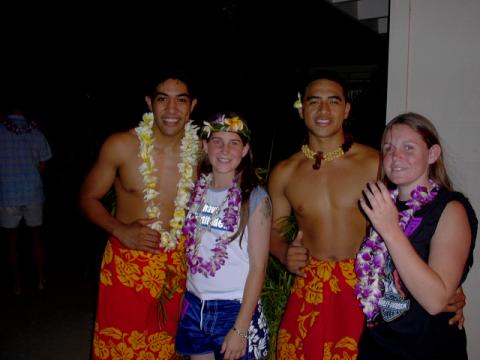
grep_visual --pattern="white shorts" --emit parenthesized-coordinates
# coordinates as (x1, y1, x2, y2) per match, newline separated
(0, 204, 43, 229)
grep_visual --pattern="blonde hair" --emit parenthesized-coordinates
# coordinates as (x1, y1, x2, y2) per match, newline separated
(380, 112, 453, 190)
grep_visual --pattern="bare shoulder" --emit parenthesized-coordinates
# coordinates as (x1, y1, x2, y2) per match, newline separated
(442, 200, 469, 222)
(349, 142, 380, 174)
(269, 151, 304, 186)
(99, 129, 138, 158)
(351, 142, 380, 161)
(103, 129, 138, 151)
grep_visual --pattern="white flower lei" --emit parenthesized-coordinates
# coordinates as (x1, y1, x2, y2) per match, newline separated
(135, 112, 200, 251)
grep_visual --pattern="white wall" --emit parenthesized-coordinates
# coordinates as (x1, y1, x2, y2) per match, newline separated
(387, 0, 480, 357)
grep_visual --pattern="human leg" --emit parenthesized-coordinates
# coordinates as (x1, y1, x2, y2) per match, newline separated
(277, 257, 364, 360)
(93, 236, 186, 360)
(24, 204, 45, 289)
(30, 225, 45, 289)
(176, 291, 251, 359)
(191, 354, 215, 360)
(6, 228, 21, 295)
(0, 207, 23, 294)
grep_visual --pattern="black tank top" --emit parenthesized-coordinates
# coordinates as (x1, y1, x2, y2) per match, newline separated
(358, 188, 477, 360)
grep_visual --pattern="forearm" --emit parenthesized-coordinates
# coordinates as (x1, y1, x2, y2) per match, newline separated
(80, 197, 125, 236)
(235, 264, 266, 331)
(385, 231, 455, 314)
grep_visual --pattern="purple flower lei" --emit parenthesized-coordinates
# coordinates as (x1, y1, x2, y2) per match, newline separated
(182, 173, 241, 277)
(354, 180, 439, 323)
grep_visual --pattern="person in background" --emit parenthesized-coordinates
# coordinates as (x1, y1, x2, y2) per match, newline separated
(0, 98, 52, 295)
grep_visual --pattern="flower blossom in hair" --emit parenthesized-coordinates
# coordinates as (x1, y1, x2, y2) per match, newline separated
(293, 92, 302, 109)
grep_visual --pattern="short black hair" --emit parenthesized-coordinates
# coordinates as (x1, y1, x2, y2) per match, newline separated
(298, 68, 349, 101)
(144, 65, 197, 99)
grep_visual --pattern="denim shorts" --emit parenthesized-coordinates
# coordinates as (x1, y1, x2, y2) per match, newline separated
(176, 291, 269, 359)
(0, 204, 43, 229)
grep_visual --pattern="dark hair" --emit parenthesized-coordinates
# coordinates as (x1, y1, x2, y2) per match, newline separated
(145, 66, 197, 100)
(380, 112, 453, 190)
(198, 111, 259, 245)
(298, 68, 349, 102)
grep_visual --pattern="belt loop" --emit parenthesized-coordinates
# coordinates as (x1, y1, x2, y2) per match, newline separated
(200, 299, 205, 330)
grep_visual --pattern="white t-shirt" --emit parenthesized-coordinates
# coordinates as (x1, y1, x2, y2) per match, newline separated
(186, 185, 268, 301)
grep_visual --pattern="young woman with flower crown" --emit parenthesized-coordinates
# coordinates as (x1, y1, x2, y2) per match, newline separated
(175, 112, 270, 360)
(355, 112, 477, 359)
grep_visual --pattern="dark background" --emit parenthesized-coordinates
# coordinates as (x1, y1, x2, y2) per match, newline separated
(0, 1, 389, 280)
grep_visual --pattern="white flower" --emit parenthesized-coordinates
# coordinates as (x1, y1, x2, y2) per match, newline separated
(134, 113, 200, 251)
(293, 91, 303, 109)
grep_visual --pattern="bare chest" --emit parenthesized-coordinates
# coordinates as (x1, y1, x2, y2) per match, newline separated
(116, 149, 182, 201)
(285, 161, 373, 218)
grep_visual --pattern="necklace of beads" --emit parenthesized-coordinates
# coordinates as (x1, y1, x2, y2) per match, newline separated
(354, 180, 439, 323)
(1, 116, 38, 135)
(301, 134, 354, 170)
(183, 173, 241, 277)
(135, 112, 200, 251)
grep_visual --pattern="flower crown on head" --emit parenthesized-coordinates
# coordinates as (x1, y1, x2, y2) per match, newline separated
(200, 113, 251, 142)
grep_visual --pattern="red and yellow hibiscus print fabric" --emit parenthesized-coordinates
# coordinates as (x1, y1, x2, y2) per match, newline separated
(277, 257, 364, 360)
(92, 236, 187, 360)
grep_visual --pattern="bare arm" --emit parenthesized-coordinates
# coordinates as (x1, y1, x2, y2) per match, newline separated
(361, 182, 471, 315)
(39, 161, 47, 174)
(79, 133, 160, 253)
(221, 194, 271, 359)
(268, 163, 308, 276)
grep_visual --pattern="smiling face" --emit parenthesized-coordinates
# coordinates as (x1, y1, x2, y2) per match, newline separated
(203, 131, 249, 184)
(299, 79, 351, 141)
(382, 124, 441, 197)
(145, 78, 197, 137)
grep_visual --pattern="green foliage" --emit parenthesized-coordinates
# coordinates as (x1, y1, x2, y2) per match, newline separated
(261, 215, 298, 359)
(102, 187, 116, 215)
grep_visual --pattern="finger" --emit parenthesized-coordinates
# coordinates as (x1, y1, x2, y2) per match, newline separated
(367, 181, 381, 196)
(451, 287, 466, 305)
(136, 218, 157, 226)
(144, 240, 161, 250)
(448, 312, 463, 327)
(364, 185, 379, 203)
(140, 244, 161, 255)
(288, 247, 309, 258)
(296, 269, 307, 278)
(376, 182, 392, 201)
(287, 253, 309, 269)
(359, 197, 373, 216)
(142, 233, 160, 244)
(291, 230, 304, 246)
(444, 304, 455, 312)
(362, 186, 377, 207)
(291, 261, 307, 278)
(286, 260, 307, 278)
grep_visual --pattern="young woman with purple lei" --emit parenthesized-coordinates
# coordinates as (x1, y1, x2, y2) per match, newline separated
(176, 112, 270, 360)
(355, 112, 477, 359)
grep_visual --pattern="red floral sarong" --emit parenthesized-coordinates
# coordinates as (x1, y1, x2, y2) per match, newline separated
(92, 236, 186, 360)
(277, 257, 364, 360)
